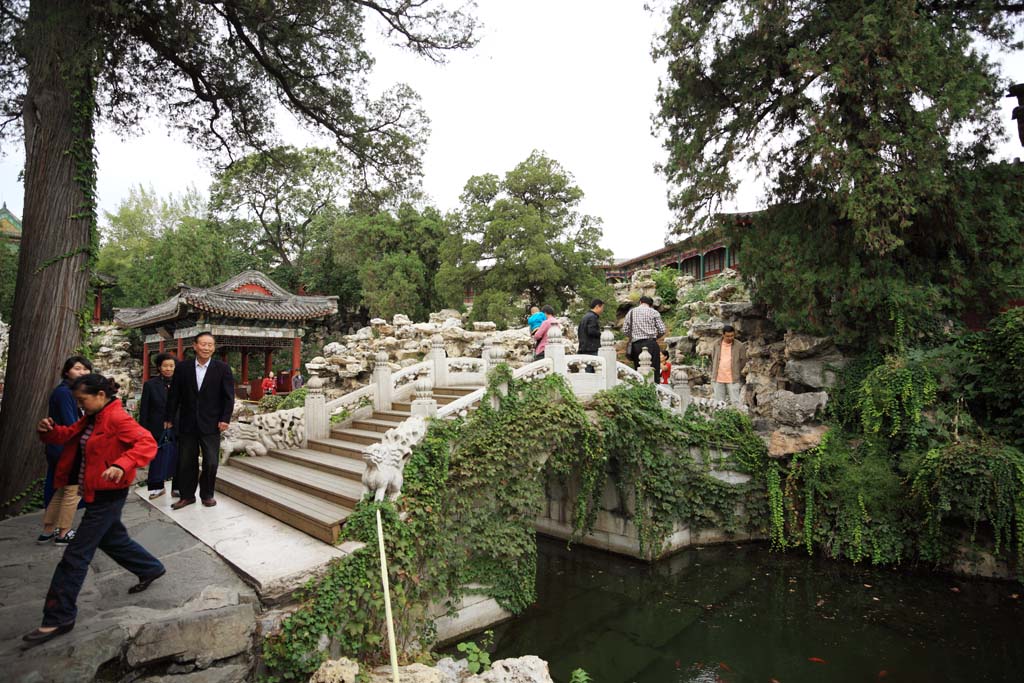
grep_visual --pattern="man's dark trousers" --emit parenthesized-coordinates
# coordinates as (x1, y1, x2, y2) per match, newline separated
(581, 349, 598, 373)
(630, 338, 662, 384)
(177, 432, 221, 501)
(43, 493, 164, 626)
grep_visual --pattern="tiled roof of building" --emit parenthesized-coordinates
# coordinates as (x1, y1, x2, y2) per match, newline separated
(0, 202, 22, 239)
(114, 270, 338, 328)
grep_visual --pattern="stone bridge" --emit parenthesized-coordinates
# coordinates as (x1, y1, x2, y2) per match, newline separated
(216, 326, 751, 559)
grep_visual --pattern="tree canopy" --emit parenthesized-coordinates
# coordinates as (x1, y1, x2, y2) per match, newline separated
(436, 151, 613, 326)
(209, 145, 348, 288)
(333, 203, 448, 320)
(654, 1, 1023, 253)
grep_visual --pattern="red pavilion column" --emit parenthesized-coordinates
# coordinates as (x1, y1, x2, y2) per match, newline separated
(158, 340, 165, 354)
(142, 343, 150, 382)
(92, 287, 102, 323)
(176, 338, 183, 359)
(264, 350, 274, 377)
(241, 351, 249, 384)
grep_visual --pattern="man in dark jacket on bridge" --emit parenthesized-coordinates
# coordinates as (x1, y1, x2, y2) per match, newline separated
(577, 299, 605, 372)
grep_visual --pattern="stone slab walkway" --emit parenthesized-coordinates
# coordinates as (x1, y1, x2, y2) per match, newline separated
(134, 487, 360, 602)
(0, 495, 258, 683)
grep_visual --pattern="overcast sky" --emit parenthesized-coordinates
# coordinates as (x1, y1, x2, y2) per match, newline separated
(1, 2, 1022, 260)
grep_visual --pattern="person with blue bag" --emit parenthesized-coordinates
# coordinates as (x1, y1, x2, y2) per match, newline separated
(139, 353, 178, 500)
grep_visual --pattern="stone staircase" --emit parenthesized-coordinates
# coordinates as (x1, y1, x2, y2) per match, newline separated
(216, 386, 478, 543)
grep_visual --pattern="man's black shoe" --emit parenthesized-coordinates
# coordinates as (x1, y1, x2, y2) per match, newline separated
(21, 623, 74, 649)
(129, 568, 166, 594)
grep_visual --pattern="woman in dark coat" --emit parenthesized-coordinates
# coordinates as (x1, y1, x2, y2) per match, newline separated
(139, 353, 178, 499)
(24, 374, 165, 647)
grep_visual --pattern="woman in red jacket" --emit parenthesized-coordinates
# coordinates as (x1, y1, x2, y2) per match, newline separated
(22, 374, 166, 648)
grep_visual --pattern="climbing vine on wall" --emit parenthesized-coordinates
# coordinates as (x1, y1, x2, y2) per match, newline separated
(589, 381, 770, 557)
(912, 439, 1024, 572)
(857, 353, 936, 445)
(780, 430, 911, 565)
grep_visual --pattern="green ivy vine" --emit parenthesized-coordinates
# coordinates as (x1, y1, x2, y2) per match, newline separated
(912, 439, 1024, 573)
(589, 382, 770, 557)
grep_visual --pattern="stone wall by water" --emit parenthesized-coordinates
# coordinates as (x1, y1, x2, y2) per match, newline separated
(538, 445, 762, 560)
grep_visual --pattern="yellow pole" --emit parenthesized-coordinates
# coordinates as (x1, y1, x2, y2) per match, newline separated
(376, 507, 401, 683)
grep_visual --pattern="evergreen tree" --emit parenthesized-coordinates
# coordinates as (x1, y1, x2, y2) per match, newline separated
(437, 151, 613, 327)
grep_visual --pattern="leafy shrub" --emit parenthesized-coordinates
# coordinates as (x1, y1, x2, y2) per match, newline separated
(651, 268, 679, 307)
(258, 393, 284, 412)
(857, 352, 936, 447)
(782, 430, 911, 565)
(278, 387, 308, 410)
(912, 439, 1024, 572)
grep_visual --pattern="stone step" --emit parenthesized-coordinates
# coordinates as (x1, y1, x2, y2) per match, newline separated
(373, 410, 409, 423)
(228, 456, 364, 508)
(308, 437, 369, 459)
(329, 428, 386, 446)
(391, 394, 460, 412)
(269, 447, 364, 482)
(216, 467, 350, 544)
(351, 418, 402, 434)
(438, 386, 479, 396)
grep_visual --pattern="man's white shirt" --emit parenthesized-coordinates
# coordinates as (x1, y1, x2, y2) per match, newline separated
(195, 358, 211, 390)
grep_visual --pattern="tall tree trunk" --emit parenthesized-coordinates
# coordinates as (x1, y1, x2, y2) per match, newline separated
(0, 1, 97, 512)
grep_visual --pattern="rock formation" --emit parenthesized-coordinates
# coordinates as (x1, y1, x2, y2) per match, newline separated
(307, 313, 577, 394)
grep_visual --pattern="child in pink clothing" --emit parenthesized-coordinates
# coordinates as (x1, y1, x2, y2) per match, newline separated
(532, 305, 561, 360)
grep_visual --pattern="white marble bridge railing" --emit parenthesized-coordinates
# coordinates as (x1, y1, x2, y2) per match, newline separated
(302, 326, 704, 445)
(227, 326, 725, 471)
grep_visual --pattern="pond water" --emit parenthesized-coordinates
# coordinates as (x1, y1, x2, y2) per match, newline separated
(481, 537, 1023, 683)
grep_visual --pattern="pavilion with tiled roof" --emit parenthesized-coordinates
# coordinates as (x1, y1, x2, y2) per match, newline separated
(115, 271, 337, 396)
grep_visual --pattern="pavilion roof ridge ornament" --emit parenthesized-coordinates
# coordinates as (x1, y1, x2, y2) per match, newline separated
(113, 269, 338, 329)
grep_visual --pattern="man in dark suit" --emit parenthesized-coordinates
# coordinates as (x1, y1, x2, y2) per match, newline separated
(165, 332, 234, 509)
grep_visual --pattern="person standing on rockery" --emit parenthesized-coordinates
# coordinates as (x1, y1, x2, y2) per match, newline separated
(710, 324, 747, 408)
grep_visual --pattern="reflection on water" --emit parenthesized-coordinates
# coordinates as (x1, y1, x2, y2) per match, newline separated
(483, 537, 1023, 683)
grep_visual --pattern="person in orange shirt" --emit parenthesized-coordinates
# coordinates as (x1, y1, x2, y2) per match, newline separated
(710, 325, 747, 408)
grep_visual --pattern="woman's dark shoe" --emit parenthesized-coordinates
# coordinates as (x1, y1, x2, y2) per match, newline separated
(129, 568, 166, 594)
(54, 529, 76, 545)
(35, 530, 57, 544)
(21, 623, 74, 648)
(170, 498, 195, 510)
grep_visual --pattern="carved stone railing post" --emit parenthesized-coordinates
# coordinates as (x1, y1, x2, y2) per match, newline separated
(481, 338, 493, 377)
(546, 324, 566, 376)
(411, 375, 438, 418)
(638, 347, 654, 384)
(373, 350, 392, 411)
(599, 327, 618, 390)
(303, 371, 328, 444)
(489, 344, 508, 410)
(429, 334, 448, 389)
(672, 369, 692, 415)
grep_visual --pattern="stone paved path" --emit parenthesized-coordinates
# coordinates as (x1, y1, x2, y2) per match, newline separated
(0, 495, 258, 683)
